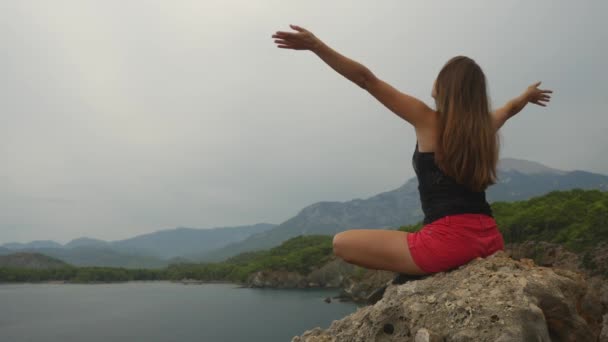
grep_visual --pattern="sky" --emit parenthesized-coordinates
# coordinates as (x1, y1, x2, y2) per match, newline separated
(1, 0, 606, 244)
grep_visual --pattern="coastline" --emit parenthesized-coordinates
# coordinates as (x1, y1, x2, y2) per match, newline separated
(0, 280, 358, 302)
(0, 279, 243, 286)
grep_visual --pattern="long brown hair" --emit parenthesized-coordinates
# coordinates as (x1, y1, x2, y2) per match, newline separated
(433, 56, 499, 192)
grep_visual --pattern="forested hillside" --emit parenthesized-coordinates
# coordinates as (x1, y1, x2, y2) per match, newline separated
(2, 189, 605, 283)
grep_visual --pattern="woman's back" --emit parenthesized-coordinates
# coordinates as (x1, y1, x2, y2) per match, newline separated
(412, 140, 493, 225)
(412, 108, 494, 225)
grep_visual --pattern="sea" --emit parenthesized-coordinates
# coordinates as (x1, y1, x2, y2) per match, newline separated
(0, 282, 362, 342)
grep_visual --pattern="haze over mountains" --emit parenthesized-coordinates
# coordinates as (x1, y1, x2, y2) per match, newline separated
(2, 158, 607, 267)
(0, 224, 276, 268)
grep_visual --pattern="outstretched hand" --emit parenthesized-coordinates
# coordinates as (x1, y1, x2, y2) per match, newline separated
(271, 24, 321, 51)
(526, 82, 553, 107)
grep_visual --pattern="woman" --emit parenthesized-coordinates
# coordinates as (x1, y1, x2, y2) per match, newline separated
(271, 24, 552, 275)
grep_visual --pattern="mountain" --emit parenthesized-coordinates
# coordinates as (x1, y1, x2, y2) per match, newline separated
(4, 159, 607, 266)
(191, 179, 422, 262)
(3, 240, 63, 250)
(64, 237, 109, 249)
(0, 252, 69, 269)
(111, 223, 276, 259)
(497, 158, 567, 175)
(12, 247, 168, 269)
(197, 158, 608, 262)
(489, 159, 607, 201)
(0, 223, 277, 268)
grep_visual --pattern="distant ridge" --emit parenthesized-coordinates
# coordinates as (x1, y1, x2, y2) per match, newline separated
(3, 158, 607, 266)
(2, 240, 63, 250)
(65, 237, 108, 249)
(498, 158, 567, 175)
(0, 252, 69, 269)
(0, 223, 277, 268)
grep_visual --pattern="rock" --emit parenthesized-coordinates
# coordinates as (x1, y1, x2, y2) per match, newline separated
(601, 313, 608, 342)
(506, 240, 608, 278)
(324, 297, 331, 303)
(245, 256, 360, 289)
(307, 257, 359, 288)
(243, 255, 403, 301)
(341, 268, 395, 303)
(506, 240, 581, 272)
(292, 251, 601, 342)
(414, 328, 441, 342)
(247, 270, 307, 288)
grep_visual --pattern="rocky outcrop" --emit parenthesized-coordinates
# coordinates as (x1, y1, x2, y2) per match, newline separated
(507, 240, 608, 278)
(306, 257, 359, 288)
(245, 257, 415, 301)
(507, 241, 608, 341)
(339, 269, 394, 303)
(244, 257, 403, 302)
(248, 270, 308, 288)
(292, 251, 605, 342)
(334, 241, 608, 305)
(507, 241, 581, 271)
(246, 257, 359, 289)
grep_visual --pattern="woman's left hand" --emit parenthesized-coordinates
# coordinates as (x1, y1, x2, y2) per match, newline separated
(525, 81, 553, 107)
(272, 24, 321, 51)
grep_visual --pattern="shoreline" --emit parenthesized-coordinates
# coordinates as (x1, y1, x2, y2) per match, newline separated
(0, 279, 243, 286)
(0, 280, 360, 303)
(0, 279, 346, 289)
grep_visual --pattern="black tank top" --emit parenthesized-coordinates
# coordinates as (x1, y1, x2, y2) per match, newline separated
(412, 141, 493, 225)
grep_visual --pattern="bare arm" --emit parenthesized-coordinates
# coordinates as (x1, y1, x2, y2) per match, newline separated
(310, 39, 371, 89)
(493, 82, 553, 130)
(272, 24, 432, 127)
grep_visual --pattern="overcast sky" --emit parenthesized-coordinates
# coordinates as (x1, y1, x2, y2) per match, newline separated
(1, 1, 606, 244)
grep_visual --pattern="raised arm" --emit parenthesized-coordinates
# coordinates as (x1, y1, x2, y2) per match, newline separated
(492, 82, 553, 130)
(272, 24, 433, 127)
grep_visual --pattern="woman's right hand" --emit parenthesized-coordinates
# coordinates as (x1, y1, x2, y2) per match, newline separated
(526, 81, 553, 107)
(272, 24, 322, 52)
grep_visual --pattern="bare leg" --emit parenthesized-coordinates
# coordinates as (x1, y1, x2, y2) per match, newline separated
(332, 229, 428, 275)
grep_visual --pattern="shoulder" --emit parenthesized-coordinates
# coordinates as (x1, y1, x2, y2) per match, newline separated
(364, 76, 435, 127)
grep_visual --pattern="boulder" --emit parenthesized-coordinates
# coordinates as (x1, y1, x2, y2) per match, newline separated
(292, 251, 602, 342)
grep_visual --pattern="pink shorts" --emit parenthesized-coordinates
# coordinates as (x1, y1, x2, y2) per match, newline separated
(406, 213, 505, 273)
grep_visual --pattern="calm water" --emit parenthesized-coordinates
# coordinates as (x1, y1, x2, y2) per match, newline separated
(0, 282, 361, 342)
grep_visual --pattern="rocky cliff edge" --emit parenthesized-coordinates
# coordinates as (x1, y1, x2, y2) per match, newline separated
(293, 250, 606, 342)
